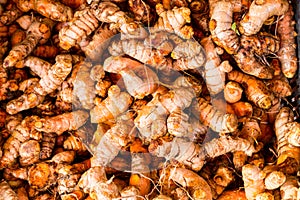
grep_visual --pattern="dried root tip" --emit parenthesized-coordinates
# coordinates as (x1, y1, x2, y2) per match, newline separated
(239, 0, 289, 35)
(213, 166, 234, 187)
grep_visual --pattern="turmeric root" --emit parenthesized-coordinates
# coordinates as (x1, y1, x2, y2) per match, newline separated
(58, 8, 99, 50)
(109, 39, 173, 72)
(91, 113, 135, 166)
(6, 151, 76, 192)
(227, 70, 275, 109)
(90, 85, 133, 124)
(274, 107, 300, 174)
(209, 0, 241, 54)
(266, 76, 292, 98)
(103, 56, 159, 99)
(19, 139, 41, 166)
(40, 132, 56, 160)
(59, 1, 146, 50)
(280, 176, 299, 200)
(234, 33, 280, 79)
(0, 2, 23, 25)
(171, 38, 206, 70)
(80, 26, 117, 62)
(0, 180, 18, 200)
(192, 97, 238, 133)
(34, 110, 89, 135)
(135, 77, 195, 142)
(224, 81, 243, 103)
(0, 115, 41, 168)
(200, 36, 232, 95)
(13, 0, 73, 22)
(168, 167, 212, 200)
(277, 5, 298, 78)
(239, 0, 289, 35)
(242, 164, 267, 200)
(149, 136, 260, 171)
(153, 3, 193, 39)
(73, 61, 96, 110)
(5, 78, 44, 115)
(4, 18, 54, 68)
(32, 45, 59, 58)
(34, 54, 73, 96)
(63, 135, 87, 152)
(77, 166, 119, 199)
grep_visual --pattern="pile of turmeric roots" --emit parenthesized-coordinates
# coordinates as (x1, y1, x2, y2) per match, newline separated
(0, 0, 299, 199)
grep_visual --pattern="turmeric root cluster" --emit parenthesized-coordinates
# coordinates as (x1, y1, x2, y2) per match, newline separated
(0, 0, 299, 199)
